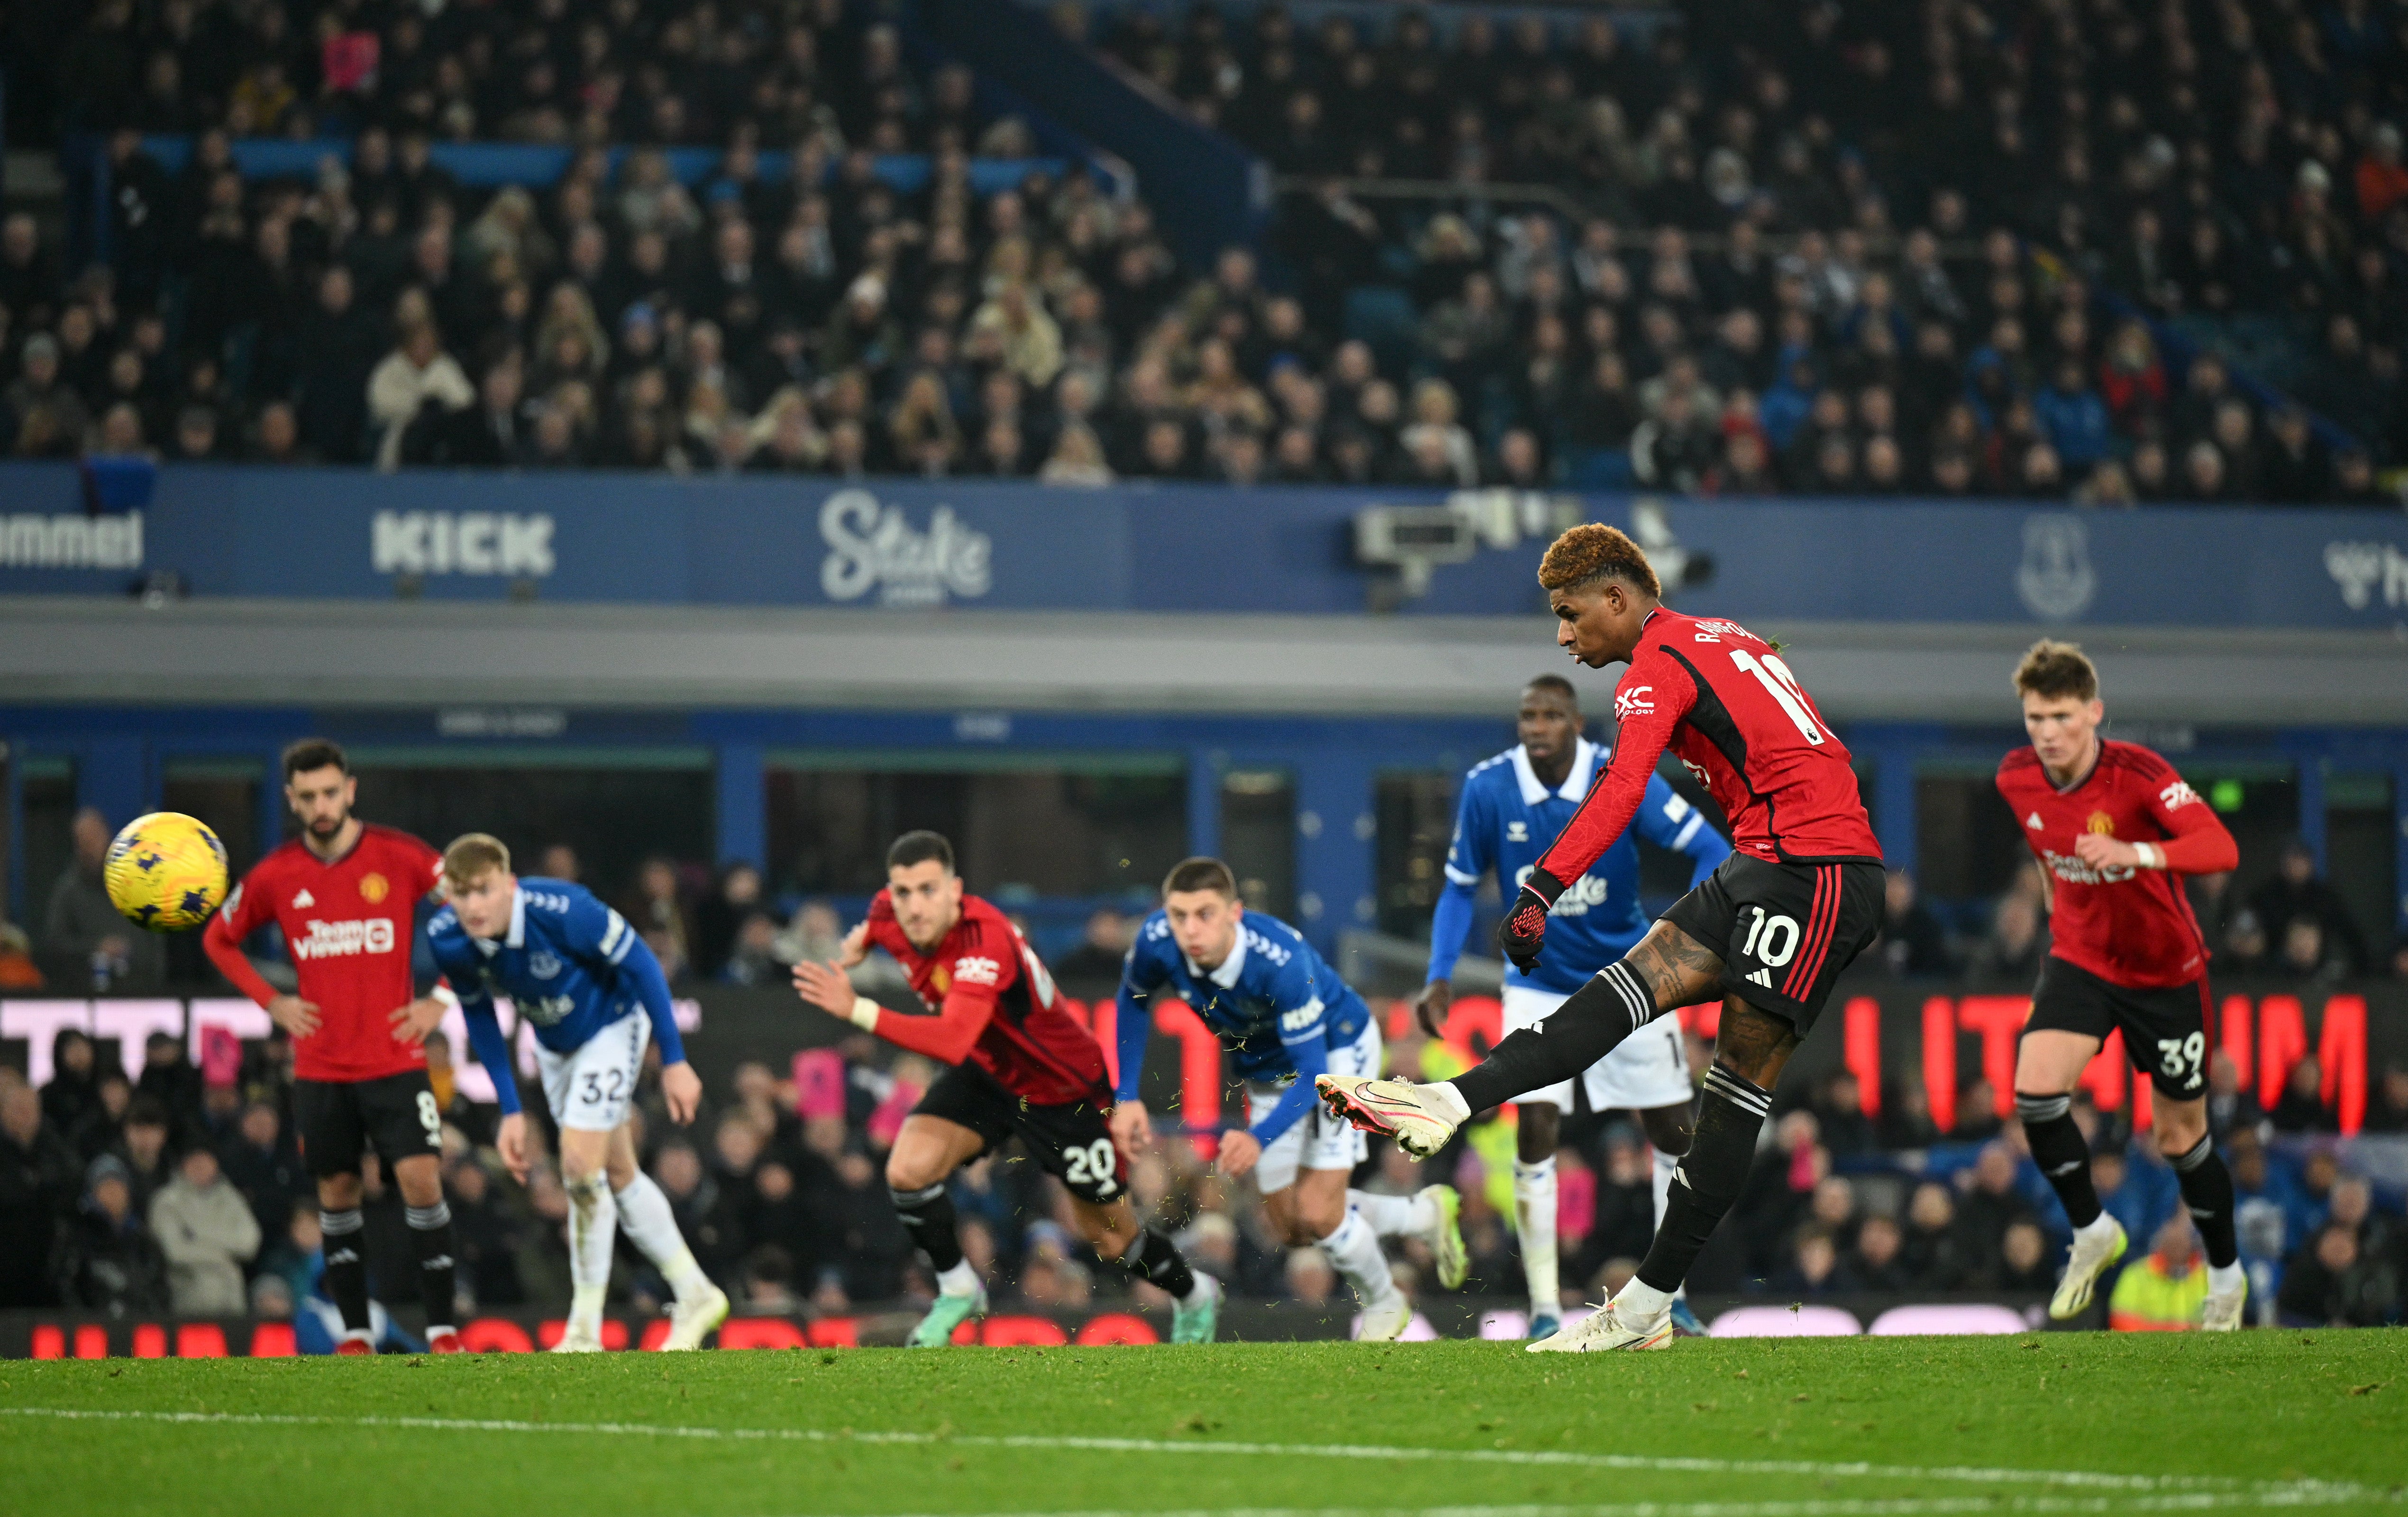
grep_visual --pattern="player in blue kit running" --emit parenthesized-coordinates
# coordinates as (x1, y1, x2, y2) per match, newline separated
(1111, 857, 1467, 1341)
(1419, 675, 1729, 1339)
(426, 834, 731, 1352)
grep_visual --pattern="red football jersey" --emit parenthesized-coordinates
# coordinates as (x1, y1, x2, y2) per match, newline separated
(213, 825, 443, 1081)
(1539, 608, 1882, 880)
(1997, 741, 2236, 988)
(863, 890, 1112, 1108)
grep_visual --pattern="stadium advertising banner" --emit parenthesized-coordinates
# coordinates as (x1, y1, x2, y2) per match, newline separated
(0, 1295, 2050, 1358)
(4, 982, 2399, 1132)
(3, 463, 2406, 628)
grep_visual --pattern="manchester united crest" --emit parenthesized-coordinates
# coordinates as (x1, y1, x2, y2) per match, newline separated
(2084, 812, 2116, 836)
(358, 872, 391, 903)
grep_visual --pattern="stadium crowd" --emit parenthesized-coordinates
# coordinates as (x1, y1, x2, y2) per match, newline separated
(0, 0, 2401, 499)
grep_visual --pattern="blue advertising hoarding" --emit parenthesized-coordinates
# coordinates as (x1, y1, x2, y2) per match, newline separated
(1, 462, 2403, 628)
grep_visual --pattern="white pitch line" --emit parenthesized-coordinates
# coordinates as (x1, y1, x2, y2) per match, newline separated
(0, 1407, 2384, 1509)
(848, 1497, 2392, 1517)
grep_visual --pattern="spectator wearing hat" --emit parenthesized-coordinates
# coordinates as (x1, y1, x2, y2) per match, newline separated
(55, 1153, 171, 1312)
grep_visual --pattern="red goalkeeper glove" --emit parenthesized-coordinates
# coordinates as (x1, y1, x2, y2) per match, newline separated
(1499, 868, 1566, 975)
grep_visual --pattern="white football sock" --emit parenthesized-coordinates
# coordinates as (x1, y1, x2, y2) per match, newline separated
(1613, 1276, 1673, 1321)
(1318, 1211, 1400, 1308)
(936, 1258, 982, 1298)
(612, 1173, 711, 1303)
(2076, 1211, 2121, 1243)
(563, 1172, 618, 1332)
(1514, 1157, 1560, 1318)
(1428, 1082, 1472, 1123)
(1347, 1189, 1437, 1238)
(1179, 1273, 1217, 1308)
(2207, 1261, 2245, 1295)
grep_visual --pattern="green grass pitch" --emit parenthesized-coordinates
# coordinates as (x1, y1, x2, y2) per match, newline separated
(4, 1333, 2403, 1517)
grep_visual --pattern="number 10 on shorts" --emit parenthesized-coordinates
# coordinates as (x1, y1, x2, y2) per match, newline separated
(1739, 906, 1802, 968)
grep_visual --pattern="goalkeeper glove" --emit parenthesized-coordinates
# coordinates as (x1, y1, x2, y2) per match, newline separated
(1499, 868, 1566, 975)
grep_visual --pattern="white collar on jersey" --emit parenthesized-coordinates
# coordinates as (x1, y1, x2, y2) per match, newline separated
(1511, 736, 1600, 807)
(1186, 925, 1248, 989)
(473, 886, 529, 956)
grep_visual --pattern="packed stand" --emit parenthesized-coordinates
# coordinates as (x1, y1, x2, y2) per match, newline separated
(1, 0, 2398, 496)
(1102, 0, 2408, 499)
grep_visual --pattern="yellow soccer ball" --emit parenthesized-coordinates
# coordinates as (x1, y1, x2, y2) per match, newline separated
(103, 812, 231, 932)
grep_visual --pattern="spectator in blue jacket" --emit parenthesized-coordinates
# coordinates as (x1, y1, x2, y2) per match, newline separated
(2034, 357, 2114, 469)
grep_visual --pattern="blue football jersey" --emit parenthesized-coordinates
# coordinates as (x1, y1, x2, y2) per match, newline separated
(426, 877, 685, 1116)
(1114, 907, 1372, 1144)
(1435, 738, 1729, 995)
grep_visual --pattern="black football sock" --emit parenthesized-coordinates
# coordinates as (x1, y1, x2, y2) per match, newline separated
(1452, 960, 1658, 1114)
(1634, 1065, 1771, 1295)
(319, 1208, 370, 1334)
(2171, 1133, 2239, 1269)
(405, 1200, 459, 1330)
(2016, 1091, 2102, 1229)
(889, 1183, 965, 1272)
(1118, 1228, 1198, 1300)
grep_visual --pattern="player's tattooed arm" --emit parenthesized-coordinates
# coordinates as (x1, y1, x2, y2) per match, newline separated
(1622, 920, 1726, 1014)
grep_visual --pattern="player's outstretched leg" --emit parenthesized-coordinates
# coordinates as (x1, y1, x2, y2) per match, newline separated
(1535, 1002, 1795, 1354)
(1320, 922, 1722, 1158)
(603, 1126, 729, 1349)
(1346, 1186, 1467, 1291)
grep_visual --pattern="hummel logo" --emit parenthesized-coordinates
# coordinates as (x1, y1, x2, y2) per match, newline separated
(293, 889, 316, 908)
(2025, 813, 2044, 831)
(1747, 968, 1772, 987)
(1506, 821, 1528, 842)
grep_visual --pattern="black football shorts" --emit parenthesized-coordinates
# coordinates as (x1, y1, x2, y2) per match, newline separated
(1661, 854, 1886, 1034)
(2025, 956, 2212, 1100)
(293, 1071, 445, 1179)
(912, 1060, 1128, 1205)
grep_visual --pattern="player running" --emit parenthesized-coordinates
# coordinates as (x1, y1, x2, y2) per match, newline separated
(790, 831, 1222, 1346)
(1115, 857, 1468, 1343)
(1421, 674, 1728, 1340)
(426, 835, 730, 1352)
(1995, 641, 2247, 1329)
(1317, 524, 1887, 1353)
(202, 739, 465, 1355)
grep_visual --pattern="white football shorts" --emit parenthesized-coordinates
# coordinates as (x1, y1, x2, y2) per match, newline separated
(537, 1012, 650, 1132)
(1502, 983, 1694, 1113)
(1249, 1016, 1383, 1195)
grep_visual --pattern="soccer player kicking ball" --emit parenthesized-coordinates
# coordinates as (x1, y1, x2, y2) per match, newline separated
(204, 740, 465, 1354)
(426, 836, 730, 1352)
(1318, 524, 1887, 1353)
(790, 831, 1222, 1346)
(1115, 858, 1469, 1343)
(1421, 675, 1728, 1341)
(1995, 641, 2247, 1330)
